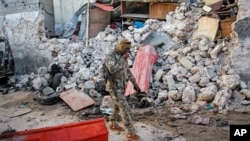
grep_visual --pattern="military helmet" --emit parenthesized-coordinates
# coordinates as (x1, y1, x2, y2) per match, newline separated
(115, 38, 132, 55)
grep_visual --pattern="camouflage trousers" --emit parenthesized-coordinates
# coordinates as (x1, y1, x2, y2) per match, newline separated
(108, 89, 135, 135)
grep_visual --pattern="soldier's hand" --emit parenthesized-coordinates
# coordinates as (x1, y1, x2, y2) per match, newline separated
(134, 85, 141, 92)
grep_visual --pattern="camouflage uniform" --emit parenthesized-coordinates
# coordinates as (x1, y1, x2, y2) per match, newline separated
(104, 50, 139, 135)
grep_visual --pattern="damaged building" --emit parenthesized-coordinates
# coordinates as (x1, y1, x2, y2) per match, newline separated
(1, 0, 250, 140)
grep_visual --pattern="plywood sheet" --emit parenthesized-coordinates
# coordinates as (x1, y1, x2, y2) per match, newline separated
(89, 7, 110, 38)
(149, 3, 179, 19)
(193, 16, 220, 41)
(220, 16, 236, 37)
(60, 88, 95, 111)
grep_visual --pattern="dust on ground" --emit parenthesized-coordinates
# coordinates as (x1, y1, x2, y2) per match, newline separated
(1, 90, 250, 141)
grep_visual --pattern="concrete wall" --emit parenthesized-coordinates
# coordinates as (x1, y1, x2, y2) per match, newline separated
(0, 0, 91, 75)
(53, 0, 86, 28)
(43, 0, 56, 37)
(231, 0, 250, 81)
(0, 0, 40, 16)
(4, 12, 52, 75)
(0, 0, 53, 75)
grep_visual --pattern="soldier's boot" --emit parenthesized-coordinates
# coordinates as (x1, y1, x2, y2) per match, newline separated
(109, 121, 124, 132)
(126, 133, 140, 140)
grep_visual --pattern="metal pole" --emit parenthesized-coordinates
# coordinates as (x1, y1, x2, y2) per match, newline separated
(86, 0, 90, 47)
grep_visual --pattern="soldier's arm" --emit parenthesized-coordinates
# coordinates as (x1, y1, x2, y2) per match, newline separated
(104, 57, 120, 75)
(127, 68, 139, 89)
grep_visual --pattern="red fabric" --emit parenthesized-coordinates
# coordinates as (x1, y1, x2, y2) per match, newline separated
(124, 45, 159, 96)
(94, 3, 113, 11)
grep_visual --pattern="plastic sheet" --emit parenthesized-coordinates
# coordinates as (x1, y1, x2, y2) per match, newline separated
(125, 45, 159, 96)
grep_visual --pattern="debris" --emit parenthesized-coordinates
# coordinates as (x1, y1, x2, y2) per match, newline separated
(193, 16, 220, 41)
(60, 88, 95, 111)
(241, 100, 250, 105)
(202, 5, 212, 12)
(7, 107, 31, 118)
(178, 57, 193, 70)
(191, 116, 210, 125)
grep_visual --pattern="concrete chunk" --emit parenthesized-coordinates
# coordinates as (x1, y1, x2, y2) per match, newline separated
(178, 57, 193, 70)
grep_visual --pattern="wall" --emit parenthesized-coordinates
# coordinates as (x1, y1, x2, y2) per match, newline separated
(231, 0, 250, 81)
(53, 0, 86, 35)
(0, 0, 52, 75)
(42, 0, 55, 37)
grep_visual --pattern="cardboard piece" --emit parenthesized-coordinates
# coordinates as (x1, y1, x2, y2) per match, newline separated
(193, 16, 220, 41)
(60, 88, 95, 111)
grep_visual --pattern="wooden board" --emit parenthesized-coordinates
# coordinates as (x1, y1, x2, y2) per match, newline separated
(8, 108, 31, 118)
(149, 3, 179, 19)
(220, 16, 236, 37)
(193, 16, 220, 41)
(204, 0, 221, 5)
(89, 7, 110, 38)
(60, 88, 95, 111)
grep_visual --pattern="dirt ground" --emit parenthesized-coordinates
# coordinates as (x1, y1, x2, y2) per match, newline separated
(1, 90, 250, 141)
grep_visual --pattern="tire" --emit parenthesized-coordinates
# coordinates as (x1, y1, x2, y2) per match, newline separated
(37, 92, 60, 105)
(51, 73, 63, 90)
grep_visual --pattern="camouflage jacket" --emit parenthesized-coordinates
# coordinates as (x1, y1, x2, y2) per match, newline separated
(104, 50, 138, 92)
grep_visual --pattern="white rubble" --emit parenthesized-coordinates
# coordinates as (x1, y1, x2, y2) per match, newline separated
(9, 1, 250, 114)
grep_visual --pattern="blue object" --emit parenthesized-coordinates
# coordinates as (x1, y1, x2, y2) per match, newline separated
(134, 21, 144, 28)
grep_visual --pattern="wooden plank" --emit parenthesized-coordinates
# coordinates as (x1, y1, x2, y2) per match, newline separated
(149, 3, 178, 19)
(89, 7, 110, 38)
(60, 88, 95, 111)
(204, 0, 221, 5)
(193, 16, 220, 41)
(121, 13, 149, 18)
(220, 16, 236, 37)
(8, 108, 31, 118)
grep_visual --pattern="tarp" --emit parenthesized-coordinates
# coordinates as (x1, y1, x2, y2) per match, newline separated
(124, 45, 159, 96)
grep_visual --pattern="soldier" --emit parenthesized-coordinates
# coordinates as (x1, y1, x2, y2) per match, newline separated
(103, 38, 141, 140)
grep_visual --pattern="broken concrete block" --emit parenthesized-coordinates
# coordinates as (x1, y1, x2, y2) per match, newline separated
(212, 88, 232, 110)
(175, 83, 186, 92)
(178, 57, 193, 70)
(64, 82, 77, 90)
(191, 116, 210, 125)
(199, 77, 210, 87)
(168, 90, 182, 101)
(240, 81, 248, 89)
(221, 75, 240, 89)
(240, 89, 250, 100)
(154, 69, 164, 81)
(170, 107, 183, 114)
(202, 5, 212, 12)
(163, 75, 176, 90)
(198, 85, 217, 102)
(182, 86, 196, 104)
(205, 68, 217, 79)
(189, 73, 201, 83)
(210, 44, 221, 59)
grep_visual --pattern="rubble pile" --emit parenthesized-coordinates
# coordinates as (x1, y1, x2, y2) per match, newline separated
(8, 2, 250, 113)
